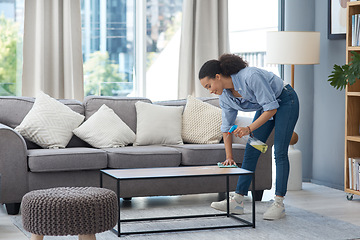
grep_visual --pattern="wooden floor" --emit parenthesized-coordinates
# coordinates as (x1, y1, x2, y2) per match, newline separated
(283, 183, 360, 226)
(1, 182, 360, 239)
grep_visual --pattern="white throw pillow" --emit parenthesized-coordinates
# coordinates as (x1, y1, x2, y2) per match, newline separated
(73, 104, 135, 148)
(134, 101, 183, 146)
(182, 95, 222, 144)
(15, 91, 85, 149)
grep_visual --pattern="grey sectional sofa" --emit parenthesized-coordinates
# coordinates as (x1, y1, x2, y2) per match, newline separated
(0, 96, 273, 215)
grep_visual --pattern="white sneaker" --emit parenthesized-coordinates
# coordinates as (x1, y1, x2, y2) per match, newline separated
(210, 193, 244, 214)
(263, 196, 285, 220)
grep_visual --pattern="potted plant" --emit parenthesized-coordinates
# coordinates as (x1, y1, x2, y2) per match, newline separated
(328, 51, 360, 90)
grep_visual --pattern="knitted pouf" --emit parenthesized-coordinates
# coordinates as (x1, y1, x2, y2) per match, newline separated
(21, 187, 118, 236)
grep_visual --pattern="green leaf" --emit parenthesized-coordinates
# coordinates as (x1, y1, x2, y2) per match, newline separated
(328, 64, 348, 90)
(328, 51, 360, 90)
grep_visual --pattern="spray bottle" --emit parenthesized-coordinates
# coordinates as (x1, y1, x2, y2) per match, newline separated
(227, 125, 268, 153)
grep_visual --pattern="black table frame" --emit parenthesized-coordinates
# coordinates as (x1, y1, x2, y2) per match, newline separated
(100, 167, 255, 237)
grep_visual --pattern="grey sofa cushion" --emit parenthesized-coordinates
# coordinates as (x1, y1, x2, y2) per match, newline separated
(200, 97, 220, 108)
(66, 135, 92, 148)
(24, 134, 90, 150)
(154, 97, 220, 109)
(0, 97, 84, 129)
(0, 96, 88, 149)
(28, 148, 107, 172)
(154, 99, 187, 107)
(105, 146, 181, 169)
(170, 143, 246, 166)
(83, 96, 151, 133)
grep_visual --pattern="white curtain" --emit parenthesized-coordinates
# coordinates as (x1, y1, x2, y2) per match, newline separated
(22, 0, 84, 101)
(178, 0, 230, 98)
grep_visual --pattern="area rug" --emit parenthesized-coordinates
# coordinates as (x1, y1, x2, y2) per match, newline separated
(11, 200, 360, 240)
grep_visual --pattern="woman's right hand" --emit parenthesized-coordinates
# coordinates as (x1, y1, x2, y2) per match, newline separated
(233, 126, 251, 138)
(222, 158, 237, 166)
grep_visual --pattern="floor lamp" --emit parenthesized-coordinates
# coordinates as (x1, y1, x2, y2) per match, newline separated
(266, 31, 320, 145)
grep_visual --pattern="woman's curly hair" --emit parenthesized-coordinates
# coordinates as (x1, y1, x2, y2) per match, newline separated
(198, 54, 248, 79)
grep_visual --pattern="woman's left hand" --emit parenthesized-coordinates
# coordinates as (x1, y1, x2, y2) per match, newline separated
(233, 126, 251, 138)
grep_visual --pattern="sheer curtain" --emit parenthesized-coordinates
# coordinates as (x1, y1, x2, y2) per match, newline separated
(178, 0, 230, 98)
(22, 0, 84, 101)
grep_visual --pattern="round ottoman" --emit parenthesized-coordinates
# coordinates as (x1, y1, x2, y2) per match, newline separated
(21, 187, 118, 240)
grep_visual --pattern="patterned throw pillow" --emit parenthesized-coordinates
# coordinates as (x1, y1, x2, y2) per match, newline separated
(182, 95, 222, 144)
(15, 91, 84, 149)
(134, 101, 184, 146)
(73, 104, 135, 148)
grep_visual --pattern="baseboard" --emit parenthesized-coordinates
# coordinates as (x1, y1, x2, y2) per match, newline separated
(310, 179, 344, 191)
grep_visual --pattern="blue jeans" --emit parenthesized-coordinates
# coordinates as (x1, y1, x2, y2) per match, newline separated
(235, 85, 299, 197)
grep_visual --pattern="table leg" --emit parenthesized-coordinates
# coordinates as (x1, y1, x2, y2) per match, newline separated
(117, 179, 121, 237)
(226, 176, 230, 217)
(100, 172, 103, 188)
(252, 173, 255, 228)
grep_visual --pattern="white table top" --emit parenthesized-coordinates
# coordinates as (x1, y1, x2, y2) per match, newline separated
(101, 166, 253, 180)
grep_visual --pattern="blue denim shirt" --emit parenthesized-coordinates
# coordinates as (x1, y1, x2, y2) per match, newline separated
(219, 67, 284, 132)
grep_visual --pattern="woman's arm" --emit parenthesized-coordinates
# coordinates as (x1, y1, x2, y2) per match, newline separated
(233, 109, 277, 138)
(222, 132, 238, 166)
(222, 109, 277, 166)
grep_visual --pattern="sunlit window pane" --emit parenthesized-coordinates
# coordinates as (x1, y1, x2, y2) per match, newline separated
(81, 0, 135, 97)
(228, 0, 278, 118)
(229, 0, 278, 75)
(145, 0, 183, 101)
(0, 0, 24, 96)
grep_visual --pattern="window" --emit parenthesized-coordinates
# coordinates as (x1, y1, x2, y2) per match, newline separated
(81, 0, 135, 97)
(81, 0, 183, 100)
(145, 0, 183, 101)
(1, 1, 278, 100)
(0, 0, 24, 96)
(228, 0, 279, 117)
(229, 0, 278, 74)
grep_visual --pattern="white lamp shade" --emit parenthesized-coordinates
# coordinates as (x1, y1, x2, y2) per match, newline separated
(266, 31, 320, 65)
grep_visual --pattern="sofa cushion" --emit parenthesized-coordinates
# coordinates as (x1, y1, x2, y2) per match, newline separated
(201, 97, 220, 108)
(154, 97, 220, 109)
(134, 101, 184, 146)
(170, 143, 246, 166)
(105, 146, 181, 169)
(181, 95, 222, 144)
(154, 99, 187, 108)
(83, 96, 151, 133)
(25, 132, 106, 149)
(73, 104, 135, 148)
(0, 96, 84, 129)
(66, 135, 92, 148)
(28, 148, 107, 172)
(0, 97, 89, 149)
(14, 92, 85, 149)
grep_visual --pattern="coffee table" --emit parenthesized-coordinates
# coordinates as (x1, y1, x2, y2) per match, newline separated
(100, 166, 255, 237)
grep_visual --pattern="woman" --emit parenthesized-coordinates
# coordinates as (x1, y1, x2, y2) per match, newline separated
(199, 53, 299, 220)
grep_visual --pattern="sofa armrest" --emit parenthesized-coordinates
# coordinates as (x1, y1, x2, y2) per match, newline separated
(0, 123, 28, 203)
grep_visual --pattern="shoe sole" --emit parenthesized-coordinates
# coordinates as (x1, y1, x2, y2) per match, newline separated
(210, 204, 244, 215)
(263, 212, 285, 220)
